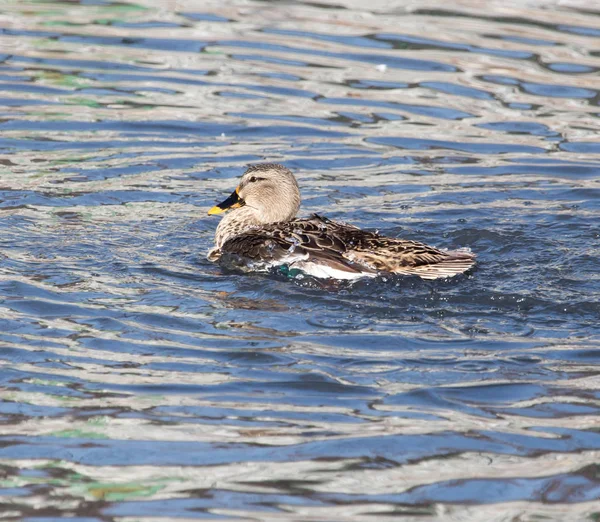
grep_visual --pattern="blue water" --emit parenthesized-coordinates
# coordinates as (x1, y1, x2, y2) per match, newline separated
(1, 0, 599, 519)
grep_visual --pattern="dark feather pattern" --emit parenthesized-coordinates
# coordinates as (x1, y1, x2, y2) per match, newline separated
(218, 214, 475, 280)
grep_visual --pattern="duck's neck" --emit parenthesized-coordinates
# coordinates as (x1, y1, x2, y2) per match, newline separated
(214, 207, 264, 248)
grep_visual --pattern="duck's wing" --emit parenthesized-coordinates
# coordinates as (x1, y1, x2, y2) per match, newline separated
(220, 215, 475, 280)
(303, 215, 476, 280)
(340, 227, 476, 280)
(219, 215, 373, 276)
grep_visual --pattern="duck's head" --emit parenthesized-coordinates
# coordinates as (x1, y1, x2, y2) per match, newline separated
(208, 163, 301, 224)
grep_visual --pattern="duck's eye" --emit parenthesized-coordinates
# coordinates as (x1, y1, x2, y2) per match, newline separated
(249, 176, 262, 183)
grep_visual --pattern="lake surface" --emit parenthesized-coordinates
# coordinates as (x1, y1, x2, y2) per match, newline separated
(1, 0, 600, 519)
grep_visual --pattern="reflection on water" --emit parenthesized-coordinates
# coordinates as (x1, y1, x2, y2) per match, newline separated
(1, 0, 600, 519)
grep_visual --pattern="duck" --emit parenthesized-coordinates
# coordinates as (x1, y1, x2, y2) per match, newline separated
(207, 163, 475, 280)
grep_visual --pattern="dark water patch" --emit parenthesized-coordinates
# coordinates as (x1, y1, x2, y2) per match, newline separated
(544, 62, 599, 74)
(7, 54, 170, 72)
(481, 74, 597, 99)
(368, 137, 545, 154)
(412, 10, 600, 39)
(0, 83, 73, 95)
(228, 112, 348, 128)
(484, 34, 561, 46)
(263, 28, 393, 50)
(320, 97, 474, 120)
(0, 189, 182, 207)
(447, 162, 600, 178)
(219, 39, 458, 72)
(347, 79, 409, 90)
(419, 81, 494, 100)
(477, 121, 559, 137)
(557, 24, 600, 37)
(231, 53, 316, 67)
(373, 33, 535, 60)
(560, 142, 600, 154)
(22, 29, 210, 53)
(103, 494, 296, 518)
(179, 12, 232, 23)
(78, 71, 212, 87)
(109, 21, 187, 29)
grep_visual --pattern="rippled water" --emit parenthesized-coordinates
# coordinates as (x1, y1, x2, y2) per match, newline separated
(1, 0, 600, 519)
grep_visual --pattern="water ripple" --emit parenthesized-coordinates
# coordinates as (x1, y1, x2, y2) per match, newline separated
(1, 0, 599, 520)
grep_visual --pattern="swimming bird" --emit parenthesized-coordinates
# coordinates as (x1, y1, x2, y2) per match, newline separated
(207, 163, 475, 280)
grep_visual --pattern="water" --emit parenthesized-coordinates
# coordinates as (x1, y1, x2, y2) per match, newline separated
(1, 0, 600, 519)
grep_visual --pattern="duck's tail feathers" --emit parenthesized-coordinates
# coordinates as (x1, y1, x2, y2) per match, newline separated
(391, 250, 476, 280)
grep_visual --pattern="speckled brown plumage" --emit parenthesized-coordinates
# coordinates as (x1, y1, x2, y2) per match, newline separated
(216, 215, 475, 279)
(208, 164, 476, 280)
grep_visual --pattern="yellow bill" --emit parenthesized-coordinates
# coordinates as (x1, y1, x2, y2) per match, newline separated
(208, 187, 244, 215)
